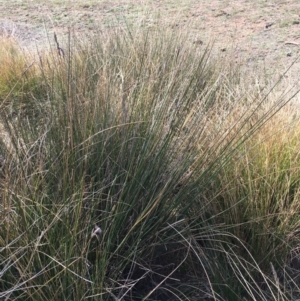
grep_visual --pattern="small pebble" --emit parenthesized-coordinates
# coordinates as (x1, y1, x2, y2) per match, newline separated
(265, 22, 274, 29)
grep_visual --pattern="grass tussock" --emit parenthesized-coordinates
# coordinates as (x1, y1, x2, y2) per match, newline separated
(1, 23, 300, 301)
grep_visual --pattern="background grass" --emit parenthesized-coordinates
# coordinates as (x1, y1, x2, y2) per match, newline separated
(1, 21, 300, 301)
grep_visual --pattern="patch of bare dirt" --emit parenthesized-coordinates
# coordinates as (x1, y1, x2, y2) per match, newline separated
(1, 0, 300, 84)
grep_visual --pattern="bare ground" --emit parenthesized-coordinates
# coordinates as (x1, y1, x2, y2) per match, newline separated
(1, 0, 300, 86)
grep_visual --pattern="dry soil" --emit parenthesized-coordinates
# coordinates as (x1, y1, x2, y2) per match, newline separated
(1, 0, 300, 84)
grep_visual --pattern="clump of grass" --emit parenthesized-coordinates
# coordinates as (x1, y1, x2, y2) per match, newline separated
(1, 22, 300, 301)
(199, 100, 300, 298)
(0, 35, 48, 121)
